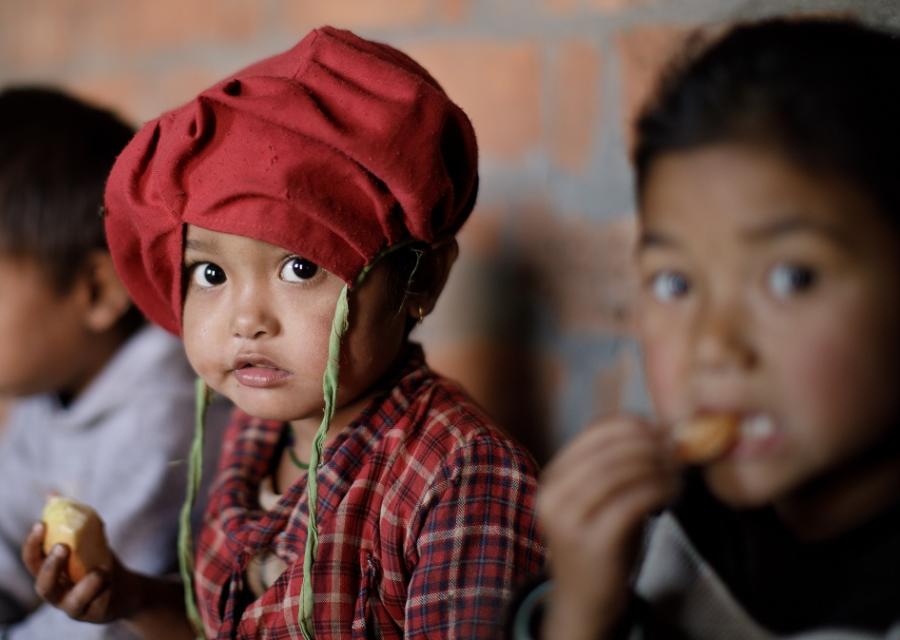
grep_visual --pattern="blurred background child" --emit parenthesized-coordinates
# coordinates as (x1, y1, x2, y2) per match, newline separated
(0, 86, 225, 640)
(513, 18, 900, 639)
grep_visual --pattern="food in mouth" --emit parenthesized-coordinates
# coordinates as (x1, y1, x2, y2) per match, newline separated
(42, 496, 111, 582)
(673, 414, 740, 464)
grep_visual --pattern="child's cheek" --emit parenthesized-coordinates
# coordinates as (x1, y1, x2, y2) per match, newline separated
(788, 339, 850, 420)
(777, 318, 890, 448)
(181, 309, 221, 389)
(641, 332, 689, 423)
(182, 332, 215, 386)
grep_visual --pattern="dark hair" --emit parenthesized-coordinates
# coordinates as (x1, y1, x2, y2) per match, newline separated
(383, 241, 432, 336)
(634, 18, 900, 221)
(0, 86, 136, 291)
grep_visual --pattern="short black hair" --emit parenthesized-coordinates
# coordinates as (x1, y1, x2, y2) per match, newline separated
(634, 18, 900, 222)
(0, 86, 135, 291)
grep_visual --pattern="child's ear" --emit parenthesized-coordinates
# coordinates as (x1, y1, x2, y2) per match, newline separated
(406, 239, 459, 320)
(81, 251, 132, 333)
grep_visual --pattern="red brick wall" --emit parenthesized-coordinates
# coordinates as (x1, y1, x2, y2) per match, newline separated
(1, 0, 891, 463)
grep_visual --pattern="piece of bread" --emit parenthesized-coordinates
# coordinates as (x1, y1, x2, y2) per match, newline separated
(673, 414, 739, 464)
(41, 496, 111, 582)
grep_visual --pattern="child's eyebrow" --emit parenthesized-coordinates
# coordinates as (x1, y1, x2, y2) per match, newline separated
(741, 216, 849, 248)
(636, 229, 679, 253)
(184, 238, 215, 252)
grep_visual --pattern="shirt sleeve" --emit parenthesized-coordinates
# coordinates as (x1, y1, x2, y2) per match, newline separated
(77, 390, 223, 579)
(0, 409, 46, 621)
(403, 435, 546, 639)
(5, 606, 139, 640)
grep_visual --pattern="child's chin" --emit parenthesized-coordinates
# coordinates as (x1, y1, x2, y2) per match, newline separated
(702, 466, 780, 509)
(235, 402, 300, 423)
(0, 378, 44, 397)
(230, 396, 317, 424)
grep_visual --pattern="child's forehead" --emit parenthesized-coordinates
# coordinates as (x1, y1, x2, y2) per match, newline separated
(0, 249, 43, 272)
(184, 224, 298, 256)
(643, 144, 858, 221)
(636, 142, 894, 255)
(0, 251, 60, 294)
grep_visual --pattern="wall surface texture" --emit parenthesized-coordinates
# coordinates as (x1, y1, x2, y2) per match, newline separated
(3, 0, 898, 462)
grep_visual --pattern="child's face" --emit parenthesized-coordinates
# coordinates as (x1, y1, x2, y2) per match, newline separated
(0, 255, 93, 397)
(637, 142, 900, 508)
(181, 225, 410, 426)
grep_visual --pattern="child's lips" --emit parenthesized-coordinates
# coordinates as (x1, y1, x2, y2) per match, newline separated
(231, 354, 291, 388)
(677, 409, 782, 462)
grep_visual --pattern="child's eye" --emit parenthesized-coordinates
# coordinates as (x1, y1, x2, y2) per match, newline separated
(767, 263, 817, 299)
(280, 257, 319, 283)
(190, 262, 227, 288)
(649, 270, 691, 302)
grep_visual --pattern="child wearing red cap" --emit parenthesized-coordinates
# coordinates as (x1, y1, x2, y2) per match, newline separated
(22, 27, 543, 640)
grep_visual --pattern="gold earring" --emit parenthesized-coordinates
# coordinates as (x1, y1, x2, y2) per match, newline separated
(417, 305, 425, 323)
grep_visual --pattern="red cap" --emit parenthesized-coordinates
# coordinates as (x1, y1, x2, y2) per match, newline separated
(104, 27, 478, 334)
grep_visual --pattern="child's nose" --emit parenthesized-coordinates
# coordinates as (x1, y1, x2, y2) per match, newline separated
(692, 300, 757, 372)
(231, 292, 279, 339)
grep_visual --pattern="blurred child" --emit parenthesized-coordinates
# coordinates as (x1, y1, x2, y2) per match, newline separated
(23, 28, 544, 639)
(0, 87, 225, 639)
(511, 18, 900, 639)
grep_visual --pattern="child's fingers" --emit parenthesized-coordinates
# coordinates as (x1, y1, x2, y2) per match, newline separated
(539, 436, 662, 516)
(33, 544, 71, 605)
(544, 463, 678, 617)
(584, 474, 678, 545)
(574, 453, 673, 523)
(58, 571, 108, 620)
(539, 424, 672, 510)
(542, 419, 643, 479)
(542, 417, 662, 484)
(540, 452, 674, 541)
(21, 522, 47, 577)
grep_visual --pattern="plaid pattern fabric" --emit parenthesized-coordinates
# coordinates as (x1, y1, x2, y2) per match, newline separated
(194, 347, 545, 638)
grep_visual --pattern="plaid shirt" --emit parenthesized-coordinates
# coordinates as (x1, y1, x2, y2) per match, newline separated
(194, 347, 545, 639)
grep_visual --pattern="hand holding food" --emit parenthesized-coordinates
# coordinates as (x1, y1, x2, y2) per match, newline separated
(537, 417, 680, 640)
(41, 496, 112, 582)
(23, 499, 152, 626)
(673, 414, 739, 464)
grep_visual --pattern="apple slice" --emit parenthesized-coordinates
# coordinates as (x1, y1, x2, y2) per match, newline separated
(41, 496, 111, 582)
